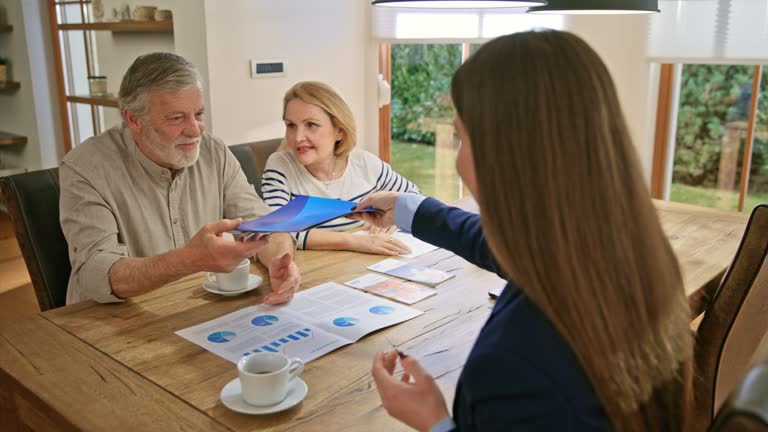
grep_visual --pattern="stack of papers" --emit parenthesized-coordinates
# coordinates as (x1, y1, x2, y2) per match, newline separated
(344, 273, 436, 304)
(368, 258, 454, 287)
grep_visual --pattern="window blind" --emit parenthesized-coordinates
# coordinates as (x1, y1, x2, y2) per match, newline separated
(372, 7, 564, 42)
(649, 0, 768, 64)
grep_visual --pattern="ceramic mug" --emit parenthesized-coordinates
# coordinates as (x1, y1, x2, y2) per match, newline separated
(206, 259, 249, 292)
(238, 352, 304, 406)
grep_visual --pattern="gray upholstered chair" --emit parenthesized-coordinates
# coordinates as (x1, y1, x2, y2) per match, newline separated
(693, 204, 768, 431)
(0, 168, 71, 311)
(229, 138, 282, 197)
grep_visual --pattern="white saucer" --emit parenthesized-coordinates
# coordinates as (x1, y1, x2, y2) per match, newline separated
(204, 274, 263, 296)
(220, 377, 308, 415)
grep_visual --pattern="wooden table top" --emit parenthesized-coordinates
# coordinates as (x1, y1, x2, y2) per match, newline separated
(0, 199, 749, 431)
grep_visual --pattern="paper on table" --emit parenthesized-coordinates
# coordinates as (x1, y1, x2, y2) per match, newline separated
(344, 273, 436, 304)
(393, 232, 439, 258)
(367, 258, 454, 287)
(175, 283, 422, 364)
(236, 195, 380, 233)
(353, 231, 439, 258)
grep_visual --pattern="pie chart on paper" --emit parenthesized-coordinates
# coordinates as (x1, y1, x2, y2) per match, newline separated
(333, 317, 360, 327)
(369, 306, 395, 315)
(207, 331, 236, 343)
(251, 315, 279, 327)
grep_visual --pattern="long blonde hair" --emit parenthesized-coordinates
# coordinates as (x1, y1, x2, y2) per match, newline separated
(451, 30, 693, 431)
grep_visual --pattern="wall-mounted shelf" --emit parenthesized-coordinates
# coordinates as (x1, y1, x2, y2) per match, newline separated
(66, 94, 119, 108)
(0, 25, 12, 33)
(0, 131, 28, 146)
(0, 81, 21, 90)
(58, 20, 173, 33)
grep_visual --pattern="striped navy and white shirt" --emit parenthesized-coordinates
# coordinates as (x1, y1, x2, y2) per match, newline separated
(261, 148, 420, 249)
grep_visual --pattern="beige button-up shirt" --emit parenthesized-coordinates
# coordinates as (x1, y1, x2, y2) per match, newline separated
(60, 126, 270, 304)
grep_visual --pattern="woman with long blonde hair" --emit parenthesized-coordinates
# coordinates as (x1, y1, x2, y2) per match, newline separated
(357, 30, 692, 431)
(262, 81, 419, 254)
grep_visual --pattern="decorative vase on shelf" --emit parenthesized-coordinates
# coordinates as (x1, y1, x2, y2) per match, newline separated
(92, 0, 104, 22)
(0, 63, 7, 82)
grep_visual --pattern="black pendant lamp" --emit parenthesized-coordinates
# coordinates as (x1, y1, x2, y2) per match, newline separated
(372, 0, 548, 8)
(528, 0, 658, 14)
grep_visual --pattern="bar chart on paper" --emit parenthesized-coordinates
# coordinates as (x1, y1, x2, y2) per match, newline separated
(176, 308, 350, 364)
(176, 283, 424, 364)
(241, 325, 316, 356)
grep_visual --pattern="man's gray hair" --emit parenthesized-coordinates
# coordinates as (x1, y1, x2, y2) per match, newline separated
(118, 52, 202, 116)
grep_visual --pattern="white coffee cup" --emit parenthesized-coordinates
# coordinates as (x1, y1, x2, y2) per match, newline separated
(206, 259, 250, 292)
(238, 352, 304, 406)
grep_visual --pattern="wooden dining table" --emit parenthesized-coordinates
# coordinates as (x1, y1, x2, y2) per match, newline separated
(0, 198, 750, 431)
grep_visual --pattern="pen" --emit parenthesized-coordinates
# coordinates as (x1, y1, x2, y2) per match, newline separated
(385, 336, 408, 358)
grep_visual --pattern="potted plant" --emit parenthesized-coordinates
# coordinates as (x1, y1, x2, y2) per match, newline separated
(0, 57, 7, 82)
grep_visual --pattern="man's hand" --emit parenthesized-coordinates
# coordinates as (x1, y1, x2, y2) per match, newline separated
(264, 252, 301, 304)
(371, 352, 449, 432)
(108, 218, 267, 300)
(351, 192, 400, 229)
(183, 219, 268, 272)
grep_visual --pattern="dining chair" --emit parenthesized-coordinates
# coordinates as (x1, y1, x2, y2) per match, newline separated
(693, 203, 768, 430)
(709, 358, 768, 431)
(0, 168, 71, 311)
(229, 138, 282, 197)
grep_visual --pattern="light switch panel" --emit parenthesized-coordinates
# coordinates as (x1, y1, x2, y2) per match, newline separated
(250, 59, 286, 78)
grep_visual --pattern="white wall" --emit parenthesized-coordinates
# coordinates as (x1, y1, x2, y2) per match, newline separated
(0, 0, 63, 171)
(566, 15, 655, 184)
(202, 0, 379, 152)
(95, 0, 209, 130)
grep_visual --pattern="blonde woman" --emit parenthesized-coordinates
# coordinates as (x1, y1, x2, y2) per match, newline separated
(356, 30, 692, 432)
(262, 81, 419, 254)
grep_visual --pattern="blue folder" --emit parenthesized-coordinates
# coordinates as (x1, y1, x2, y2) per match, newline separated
(236, 195, 380, 233)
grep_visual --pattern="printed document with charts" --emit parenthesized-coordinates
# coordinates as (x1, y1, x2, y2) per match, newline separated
(176, 283, 422, 364)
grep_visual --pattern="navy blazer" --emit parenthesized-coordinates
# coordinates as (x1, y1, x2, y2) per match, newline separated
(412, 198, 611, 432)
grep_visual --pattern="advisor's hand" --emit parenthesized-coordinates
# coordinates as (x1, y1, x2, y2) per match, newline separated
(351, 192, 400, 229)
(184, 219, 267, 272)
(372, 352, 449, 432)
(265, 252, 300, 304)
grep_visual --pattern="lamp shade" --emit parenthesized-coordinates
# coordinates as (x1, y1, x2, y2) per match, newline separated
(372, 0, 547, 8)
(528, 0, 658, 14)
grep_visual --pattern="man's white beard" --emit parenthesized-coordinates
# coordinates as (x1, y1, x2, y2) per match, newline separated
(142, 125, 201, 169)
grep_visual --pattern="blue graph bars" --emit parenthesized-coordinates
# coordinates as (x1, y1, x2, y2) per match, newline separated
(242, 328, 313, 358)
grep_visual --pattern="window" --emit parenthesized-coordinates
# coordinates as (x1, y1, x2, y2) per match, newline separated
(374, 8, 562, 200)
(389, 43, 464, 201)
(669, 65, 761, 210)
(649, 1, 768, 212)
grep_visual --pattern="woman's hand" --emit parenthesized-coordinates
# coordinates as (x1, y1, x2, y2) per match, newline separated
(351, 233, 411, 256)
(361, 223, 398, 236)
(372, 352, 450, 432)
(351, 192, 400, 229)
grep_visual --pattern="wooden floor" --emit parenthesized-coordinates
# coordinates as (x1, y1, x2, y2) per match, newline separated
(0, 212, 39, 321)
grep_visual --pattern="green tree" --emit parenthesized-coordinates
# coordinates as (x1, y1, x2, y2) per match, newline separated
(673, 65, 768, 191)
(390, 44, 462, 145)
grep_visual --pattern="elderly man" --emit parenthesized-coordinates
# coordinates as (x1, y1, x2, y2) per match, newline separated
(60, 52, 300, 305)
